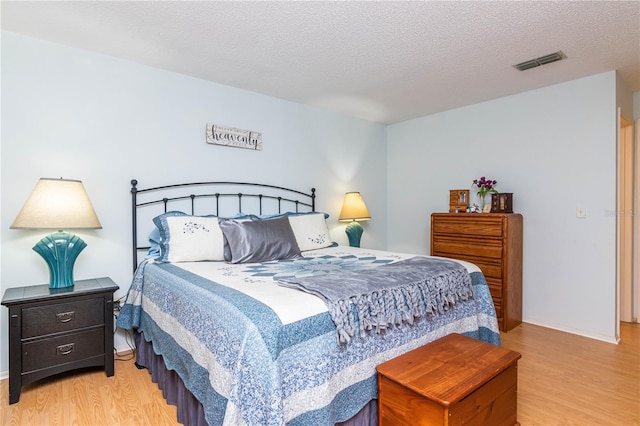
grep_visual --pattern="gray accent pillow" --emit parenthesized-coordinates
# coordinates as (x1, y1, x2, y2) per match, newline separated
(218, 216, 302, 264)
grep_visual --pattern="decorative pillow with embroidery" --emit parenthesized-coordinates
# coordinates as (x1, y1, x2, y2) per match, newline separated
(287, 212, 334, 251)
(153, 211, 224, 262)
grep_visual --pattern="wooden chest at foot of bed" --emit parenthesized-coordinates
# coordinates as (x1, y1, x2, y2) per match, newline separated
(376, 333, 521, 426)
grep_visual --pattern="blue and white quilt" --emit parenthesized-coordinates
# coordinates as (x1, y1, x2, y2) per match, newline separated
(117, 246, 500, 426)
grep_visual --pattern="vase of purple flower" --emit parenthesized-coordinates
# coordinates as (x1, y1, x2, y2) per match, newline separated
(472, 177, 498, 212)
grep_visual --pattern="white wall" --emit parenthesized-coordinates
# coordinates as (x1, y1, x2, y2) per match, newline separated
(0, 32, 387, 375)
(387, 72, 619, 342)
(1, 30, 633, 378)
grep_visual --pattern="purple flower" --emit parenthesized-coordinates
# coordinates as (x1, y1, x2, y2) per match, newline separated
(472, 176, 499, 201)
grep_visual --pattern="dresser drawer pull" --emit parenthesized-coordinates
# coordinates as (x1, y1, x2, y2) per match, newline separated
(56, 343, 75, 356)
(56, 311, 75, 323)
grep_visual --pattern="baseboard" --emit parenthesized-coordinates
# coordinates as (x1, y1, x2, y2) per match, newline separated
(115, 339, 136, 355)
(523, 319, 619, 344)
(114, 343, 136, 359)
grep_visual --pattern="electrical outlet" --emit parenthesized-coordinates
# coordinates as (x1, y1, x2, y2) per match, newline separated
(576, 207, 586, 218)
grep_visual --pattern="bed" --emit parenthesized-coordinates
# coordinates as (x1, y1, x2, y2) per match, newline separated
(116, 180, 500, 426)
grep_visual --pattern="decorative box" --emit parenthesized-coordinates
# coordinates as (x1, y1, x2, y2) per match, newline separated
(449, 190, 469, 213)
(491, 193, 513, 213)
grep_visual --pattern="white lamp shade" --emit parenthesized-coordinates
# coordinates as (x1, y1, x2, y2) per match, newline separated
(11, 178, 102, 230)
(339, 192, 371, 222)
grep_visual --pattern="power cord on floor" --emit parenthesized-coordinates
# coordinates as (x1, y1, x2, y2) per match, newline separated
(113, 296, 136, 361)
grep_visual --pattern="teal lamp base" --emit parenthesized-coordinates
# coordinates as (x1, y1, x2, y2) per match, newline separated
(345, 221, 364, 248)
(32, 231, 87, 289)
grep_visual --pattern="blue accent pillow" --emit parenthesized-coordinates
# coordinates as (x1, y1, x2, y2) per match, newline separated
(146, 227, 162, 259)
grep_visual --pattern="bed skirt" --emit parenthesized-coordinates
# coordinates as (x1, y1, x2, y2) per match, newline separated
(134, 331, 378, 426)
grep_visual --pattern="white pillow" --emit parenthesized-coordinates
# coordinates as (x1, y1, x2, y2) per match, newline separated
(288, 213, 333, 251)
(155, 214, 225, 262)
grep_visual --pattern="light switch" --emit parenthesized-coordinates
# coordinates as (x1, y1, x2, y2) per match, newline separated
(576, 207, 586, 218)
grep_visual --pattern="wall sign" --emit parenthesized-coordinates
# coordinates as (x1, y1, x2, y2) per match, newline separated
(206, 123, 262, 150)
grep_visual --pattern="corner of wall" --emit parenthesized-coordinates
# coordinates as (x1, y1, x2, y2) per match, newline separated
(616, 72, 634, 122)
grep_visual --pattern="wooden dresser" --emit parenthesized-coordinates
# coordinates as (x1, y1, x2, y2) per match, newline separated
(431, 213, 522, 332)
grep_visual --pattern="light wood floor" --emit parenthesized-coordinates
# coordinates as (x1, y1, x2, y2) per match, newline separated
(1, 322, 639, 425)
(500, 322, 640, 426)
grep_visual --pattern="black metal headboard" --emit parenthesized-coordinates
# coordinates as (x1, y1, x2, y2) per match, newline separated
(130, 179, 316, 271)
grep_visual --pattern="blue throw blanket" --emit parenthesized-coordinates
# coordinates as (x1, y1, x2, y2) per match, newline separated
(277, 256, 474, 343)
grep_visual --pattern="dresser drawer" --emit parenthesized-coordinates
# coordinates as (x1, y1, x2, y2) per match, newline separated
(475, 261, 503, 280)
(460, 256, 504, 280)
(493, 298, 503, 319)
(22, 298, 104, 338)
(432, 237, 503, 260)
(432, 217, 503, 238)
(486, 278, 503, 300)
(433, 250, 503, 280)
(22, 328, 105, 373)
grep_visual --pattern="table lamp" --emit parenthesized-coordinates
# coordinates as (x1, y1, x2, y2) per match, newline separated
(11, 178, 102, 289)
(338, 192, 371, 247)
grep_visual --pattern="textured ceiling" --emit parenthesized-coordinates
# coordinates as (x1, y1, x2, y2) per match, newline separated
(2, 1, 639, 124)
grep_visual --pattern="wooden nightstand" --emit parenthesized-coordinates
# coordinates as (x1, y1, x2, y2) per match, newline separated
(1, 277, 119, 404)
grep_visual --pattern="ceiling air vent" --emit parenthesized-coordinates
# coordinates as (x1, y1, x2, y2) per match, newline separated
(514, 51, 566, 71)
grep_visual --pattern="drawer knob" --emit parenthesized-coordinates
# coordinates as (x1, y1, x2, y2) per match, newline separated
(56, 311, 75, 323)
(56, 343, 75, 356)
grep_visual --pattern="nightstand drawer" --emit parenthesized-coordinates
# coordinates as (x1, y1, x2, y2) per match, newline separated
(22, 298, 104, 338)
(22, 328, 105, 372)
